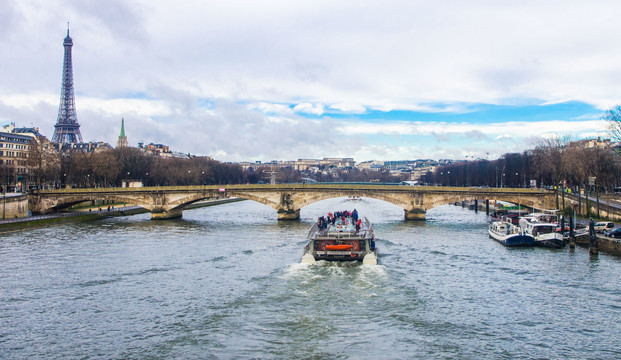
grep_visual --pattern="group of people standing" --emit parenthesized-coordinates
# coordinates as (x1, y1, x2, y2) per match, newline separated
(316, 209, 362, 232)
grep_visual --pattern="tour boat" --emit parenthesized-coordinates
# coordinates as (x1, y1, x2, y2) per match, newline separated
(519, 218, 565, 249)
(301, 214, 378, 265)
(488, 221, 535, 247)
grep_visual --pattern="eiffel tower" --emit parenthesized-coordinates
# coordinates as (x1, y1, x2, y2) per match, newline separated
(52, 24, 83, 145)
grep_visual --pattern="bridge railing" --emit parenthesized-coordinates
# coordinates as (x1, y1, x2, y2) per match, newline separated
(31, 184, 554, 194)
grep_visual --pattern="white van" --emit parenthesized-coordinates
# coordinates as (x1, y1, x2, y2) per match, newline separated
(594, 222, 614, 233)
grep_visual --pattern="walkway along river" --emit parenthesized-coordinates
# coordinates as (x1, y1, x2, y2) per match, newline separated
(0, 198, 619, 359)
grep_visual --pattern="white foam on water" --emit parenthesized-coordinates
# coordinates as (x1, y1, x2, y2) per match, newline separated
(281, 262, 312, 279)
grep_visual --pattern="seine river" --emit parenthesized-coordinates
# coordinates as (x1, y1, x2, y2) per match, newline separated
(1, 198, 620, 359)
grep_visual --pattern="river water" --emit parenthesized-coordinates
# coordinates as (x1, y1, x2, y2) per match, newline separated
(1, 198, 620, 359)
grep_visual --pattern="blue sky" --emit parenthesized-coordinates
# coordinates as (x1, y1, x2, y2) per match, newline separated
(0, 0, 618, 161)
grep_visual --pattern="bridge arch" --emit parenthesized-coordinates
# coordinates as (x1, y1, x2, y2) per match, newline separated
(41, 194, 150, 212)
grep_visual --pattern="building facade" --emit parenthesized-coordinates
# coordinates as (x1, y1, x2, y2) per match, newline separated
(0, 132, 33, 192)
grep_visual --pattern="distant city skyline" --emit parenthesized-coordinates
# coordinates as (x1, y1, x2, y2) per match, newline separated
(0, 1, 618, 161)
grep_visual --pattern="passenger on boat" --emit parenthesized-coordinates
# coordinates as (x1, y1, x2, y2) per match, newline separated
(317, 216, 329, 231)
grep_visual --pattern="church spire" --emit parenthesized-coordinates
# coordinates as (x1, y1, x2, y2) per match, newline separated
(120, 117, 126, 137)
(117, 118, 128, 148)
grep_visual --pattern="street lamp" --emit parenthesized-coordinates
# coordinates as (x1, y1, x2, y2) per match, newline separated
(516, 172, 519, 188)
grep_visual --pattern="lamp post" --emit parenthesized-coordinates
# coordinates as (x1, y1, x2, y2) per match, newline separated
(2, 173, 6, 219)
(515, 172, 519, 188)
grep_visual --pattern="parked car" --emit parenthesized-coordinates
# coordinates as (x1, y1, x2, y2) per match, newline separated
(594, 222, 614, 233)
(605, 228, 621, 238)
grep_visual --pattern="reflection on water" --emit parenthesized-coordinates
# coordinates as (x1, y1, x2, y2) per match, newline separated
(0, 198, 620, 359)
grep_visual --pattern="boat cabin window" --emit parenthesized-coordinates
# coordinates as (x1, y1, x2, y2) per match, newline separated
(537, 226, 555, 234)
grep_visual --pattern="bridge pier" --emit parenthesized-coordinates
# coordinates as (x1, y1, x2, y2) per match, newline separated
(404, 208, 426, 221)
(151, 208, 183, 220)
(277, 208, 300, 220)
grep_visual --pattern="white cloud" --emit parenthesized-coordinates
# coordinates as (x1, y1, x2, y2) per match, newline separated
(330, 102, 367, 114)
(293, 102, 324, 115)
(247, 102, 293, 116)
(79, 97, 173, 117)
(1, 0, 620, 162)
(337, 119, 607, 139)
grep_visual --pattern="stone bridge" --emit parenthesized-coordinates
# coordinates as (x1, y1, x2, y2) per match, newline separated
(29, 184, 557, 220)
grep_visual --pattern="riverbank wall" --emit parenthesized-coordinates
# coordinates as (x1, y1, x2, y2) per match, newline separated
(573, 233, 621, 256)
(0, 198, 245, 234)
(0, 195, 28, 219)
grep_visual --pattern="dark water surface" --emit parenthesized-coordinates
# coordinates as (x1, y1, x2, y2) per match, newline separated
(1, 198, 620, 359)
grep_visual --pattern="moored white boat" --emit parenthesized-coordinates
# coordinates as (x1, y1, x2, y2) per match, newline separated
(489, 221, 535, 247)
(519, 218, 565, 248)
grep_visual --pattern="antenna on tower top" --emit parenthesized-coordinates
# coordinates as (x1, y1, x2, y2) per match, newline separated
(67, 22, 70, 34)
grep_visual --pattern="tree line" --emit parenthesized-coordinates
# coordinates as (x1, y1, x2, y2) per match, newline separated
(17, 144, 404, 190)
(422, 137, 621, 193)
(19, 146, 245, 189)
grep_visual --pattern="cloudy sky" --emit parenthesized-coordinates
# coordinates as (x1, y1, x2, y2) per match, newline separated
(1, 0, 620, 162)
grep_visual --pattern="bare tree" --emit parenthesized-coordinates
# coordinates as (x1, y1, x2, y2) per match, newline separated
(530, 135, 572, 188)
(603, 105, 621, 142)
(91, 151, 120, 187)
(27, 136, 60, 190)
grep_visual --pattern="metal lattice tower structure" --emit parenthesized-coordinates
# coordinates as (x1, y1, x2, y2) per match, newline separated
(52, 25, 83, 145)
